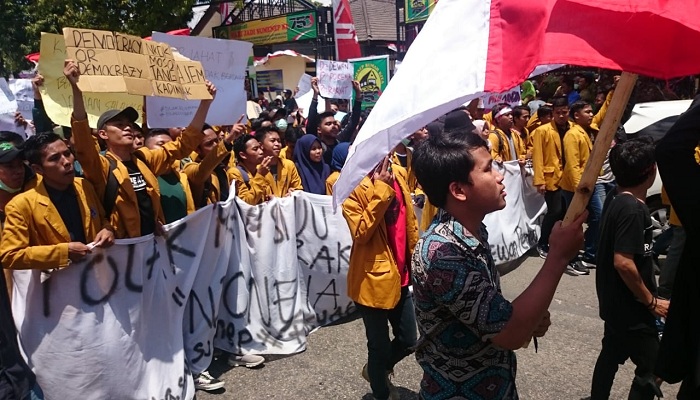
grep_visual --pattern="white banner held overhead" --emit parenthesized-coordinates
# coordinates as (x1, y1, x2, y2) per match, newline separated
(147, 33, 252, 128)
(317, 60, 354, 100)
(8, 79, 34, 120)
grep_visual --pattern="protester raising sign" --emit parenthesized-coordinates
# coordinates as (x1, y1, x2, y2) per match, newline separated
(0, 79, 22, 135)
(38, 33, 144, 128)
(481, 86, 522, 110)
(62, 27, 211, 100)
(317, 60, 354, 99)
(146, 33, 252, 129)
(8, 79, 34, 120)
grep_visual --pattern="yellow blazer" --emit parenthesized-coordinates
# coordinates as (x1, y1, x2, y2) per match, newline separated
(560, 123, 594, 192)
(1, 179, 109, 270)
(531, 121, 571, 191)
(488, 128, 526, 162)
(71, 118, 202, 238)
(342, 165, 418, 309)
(228, 164, 272, 205)
(279, 146, 294, 160)
(325, 171, 340, 195)
(391, 149, 418, 193)
(183, 141, 232, 208)
(260, 158, 303, 198)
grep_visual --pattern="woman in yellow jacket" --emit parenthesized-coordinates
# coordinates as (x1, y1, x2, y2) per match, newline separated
(342, 156, 418, 400)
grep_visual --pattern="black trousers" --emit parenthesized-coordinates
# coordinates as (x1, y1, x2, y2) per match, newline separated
(538, 189, 564, 249)
(591, 323, 660, 400)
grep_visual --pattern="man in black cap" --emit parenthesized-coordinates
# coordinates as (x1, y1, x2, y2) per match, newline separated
(63, 59, 216, 238)
(282, 88, 297, 115)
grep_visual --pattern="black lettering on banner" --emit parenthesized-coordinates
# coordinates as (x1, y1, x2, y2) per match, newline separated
(171, 287, 186, 307)
(294, 197, 329, 239)
(294, 196, 308, 236)
(191, 340, 212, 364)
(337, 242, 351, 273)
(145, 239, 161, 280)
(165, 223, 195, 275)
(222, 271, 247, 318)
(214, 203, 235, 248)
(273, 279, 298, 331)
(150, 387, 180, 400)
(314, 301, 355, 326)
(42, 273, 51, 317)
(124, 244, 143, 292)
(215, 320, 253, 349)
(80, 253, 119, 306)
(187, 286, 216, 333)
(269, 203, 290, 244)
(309, 246, 335, 273)
(312, 278, 340, 310)
(243, 205, 263, 238)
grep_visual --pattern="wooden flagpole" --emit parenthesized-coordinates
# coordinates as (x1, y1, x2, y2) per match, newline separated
(561, 71, 638, 227)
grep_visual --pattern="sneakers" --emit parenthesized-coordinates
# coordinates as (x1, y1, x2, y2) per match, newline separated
(537, 245, 548, 259)
(227, 353, 265, 368)
(580, 256, 596, 269)
(361, 364, 399, 400)
(194, 370, 225, 391)
(566, 260, 590, 276)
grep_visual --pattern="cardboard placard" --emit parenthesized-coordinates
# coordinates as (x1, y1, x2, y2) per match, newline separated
(317, 60, 353, 99)
(38, 33, 144, 128)
(62, 28, 211, 100)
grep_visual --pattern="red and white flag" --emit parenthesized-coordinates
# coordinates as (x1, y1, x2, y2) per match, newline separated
(333, 0, 700, 207)
(333, 0, 362, 61)
(220, 2, 232, 25)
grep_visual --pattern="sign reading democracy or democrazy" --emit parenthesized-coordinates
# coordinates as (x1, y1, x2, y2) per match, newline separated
(214, 11, 318, 46)
(62, 27, 211, 100)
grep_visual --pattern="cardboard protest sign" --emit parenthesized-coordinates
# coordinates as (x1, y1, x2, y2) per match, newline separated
(8, 79, 34, 120)
(317, 60, 353, 100)
(39, 33, 144, 128)
(62, 27, 211, 100)
(146, 33, 252, 128)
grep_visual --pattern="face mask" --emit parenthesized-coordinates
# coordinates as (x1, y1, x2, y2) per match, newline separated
(275, 119, 288, 132)
(401, 138, 411, 146)
(0, 178, 21, 194)
(573, 83, 580, 90)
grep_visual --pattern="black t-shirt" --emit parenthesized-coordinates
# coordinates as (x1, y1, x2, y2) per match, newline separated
(123, 160, 156, 236)
(45, 184, 87, 244)
(596, 192, 656, 329)
(214, 165, 230, 202)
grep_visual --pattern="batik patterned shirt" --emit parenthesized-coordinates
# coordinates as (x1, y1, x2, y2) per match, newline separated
(412, 210, 517, 400)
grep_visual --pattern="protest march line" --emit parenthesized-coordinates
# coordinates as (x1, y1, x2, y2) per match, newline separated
(11, 165, 542, 399)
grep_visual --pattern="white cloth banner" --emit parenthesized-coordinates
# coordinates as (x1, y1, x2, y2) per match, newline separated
(481, 86, 521, 110)
(8, 79, 34, 120)
(147, 33, 252, 128)
(12, 182, 537, 398)
(317, 60, 354, 100)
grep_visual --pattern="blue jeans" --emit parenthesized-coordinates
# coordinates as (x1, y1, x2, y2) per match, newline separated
(355, 286, 417, 400)
(563, 188, 602, 261)
(25, 383, 44, 400)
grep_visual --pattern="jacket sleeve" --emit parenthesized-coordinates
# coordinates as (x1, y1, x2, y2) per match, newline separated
(307, 98, 320, 136)
(342, 180, 394, 245)
(1, 201, 70, 270)
(288, 163, 304, 191)
(592, 89, 614, 129)
(531, 128, 546, 186)
(338, 99, 363, 143)
(563, 133, 583, 188)
(71, 118, 109, 199)
(229, 167, 269, 205)
(183, 141, 231, 186)
(140, 125, 203, 176)
(488, 132, 501, 160)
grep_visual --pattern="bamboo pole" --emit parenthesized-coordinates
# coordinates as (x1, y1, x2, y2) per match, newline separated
(561, 72, 638, 227)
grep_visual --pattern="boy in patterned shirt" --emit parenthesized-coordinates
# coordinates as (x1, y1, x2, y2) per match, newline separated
(411, 128, 586, 399)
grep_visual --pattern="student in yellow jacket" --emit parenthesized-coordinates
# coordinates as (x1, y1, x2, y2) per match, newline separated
(229, 134, 272, 205)
(1, 133, 114, 270)
(183, 123, 245, 208)
(143, 130, 196, 223)
(65, 60, 215, 238)
(488, 104, 527, 164)
(254, 126, 303, 197)
(342, 156, 418, 400)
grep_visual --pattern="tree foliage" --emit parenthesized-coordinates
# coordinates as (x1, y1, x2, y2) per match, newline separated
(0, 0, 197, 76)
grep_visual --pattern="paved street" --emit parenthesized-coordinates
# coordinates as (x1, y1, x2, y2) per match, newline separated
(199, 254, 679, 400)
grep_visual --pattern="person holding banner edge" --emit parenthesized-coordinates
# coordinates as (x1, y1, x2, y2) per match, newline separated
(411, 128, 586, 399)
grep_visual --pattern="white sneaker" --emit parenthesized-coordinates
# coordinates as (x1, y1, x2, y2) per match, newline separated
(227, 353, 265, 368)
(194, 370, 225, 391)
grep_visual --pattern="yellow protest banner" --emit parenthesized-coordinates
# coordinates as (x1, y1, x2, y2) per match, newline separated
(62, 27, 211, 100)
(38, 33, 144, 129)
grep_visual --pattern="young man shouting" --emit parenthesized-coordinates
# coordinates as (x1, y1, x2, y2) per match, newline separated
(411, 129, 585, 399)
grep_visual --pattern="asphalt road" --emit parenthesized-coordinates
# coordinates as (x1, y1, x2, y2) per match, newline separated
(198, 254, 679, 400)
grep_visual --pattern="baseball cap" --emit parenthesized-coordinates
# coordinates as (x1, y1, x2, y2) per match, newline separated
(97, 107, 139, 131)
(444, 110, 476, 132)
(0, 142, 21, 163)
